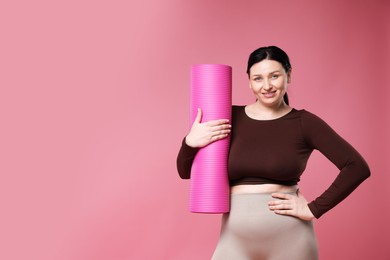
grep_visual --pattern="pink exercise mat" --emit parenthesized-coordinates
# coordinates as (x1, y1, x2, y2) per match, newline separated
(189, 64, 232, 213)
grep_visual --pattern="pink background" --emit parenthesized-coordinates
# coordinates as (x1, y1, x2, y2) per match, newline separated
(0, 0, 389, 259)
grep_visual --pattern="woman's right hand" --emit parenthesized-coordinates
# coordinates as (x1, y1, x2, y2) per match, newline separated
(185, 108, 231, 148)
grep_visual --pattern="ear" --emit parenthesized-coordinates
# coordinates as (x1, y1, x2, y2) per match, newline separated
(287, 69, 292, 83)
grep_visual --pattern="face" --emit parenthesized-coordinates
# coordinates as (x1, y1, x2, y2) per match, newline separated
(249, 59, 291, 107)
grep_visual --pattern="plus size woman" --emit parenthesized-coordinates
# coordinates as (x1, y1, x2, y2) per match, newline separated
(176, 46, 370, 260)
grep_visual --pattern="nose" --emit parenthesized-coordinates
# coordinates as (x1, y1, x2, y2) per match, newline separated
(263, 79, 271, 90)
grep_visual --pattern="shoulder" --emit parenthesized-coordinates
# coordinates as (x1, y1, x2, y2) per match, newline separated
(295, 109, 338, 140)
(232, 105, 244, 111)
(294, 109, 327, 125)
(232, 105, 244, 116)
(231, 105, 245, 123)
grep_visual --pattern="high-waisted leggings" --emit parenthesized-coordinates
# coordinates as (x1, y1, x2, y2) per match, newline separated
(212, 192, 318, 260)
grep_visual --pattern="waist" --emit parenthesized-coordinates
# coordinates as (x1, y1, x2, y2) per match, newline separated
(231, 184, 298, 194)
(229, 176, 298, 186)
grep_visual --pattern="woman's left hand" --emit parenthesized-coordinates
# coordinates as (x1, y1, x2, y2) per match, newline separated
(268, 189, 315, 221)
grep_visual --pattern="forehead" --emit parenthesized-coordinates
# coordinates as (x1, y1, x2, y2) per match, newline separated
(250, 59, 284, 75)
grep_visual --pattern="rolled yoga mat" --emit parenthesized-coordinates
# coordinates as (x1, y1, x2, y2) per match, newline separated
(189, 64, 232, 213)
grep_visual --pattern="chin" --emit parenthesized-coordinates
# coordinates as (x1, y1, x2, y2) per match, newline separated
(259, 98, 282, 107)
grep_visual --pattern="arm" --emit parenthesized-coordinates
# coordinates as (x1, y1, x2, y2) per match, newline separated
(176, 108, 231, 179)
(176, 138, 199, 179)
(301, 111, 371, 218)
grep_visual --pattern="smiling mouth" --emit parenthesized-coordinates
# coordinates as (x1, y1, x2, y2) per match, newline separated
(262, 91, 276, 98)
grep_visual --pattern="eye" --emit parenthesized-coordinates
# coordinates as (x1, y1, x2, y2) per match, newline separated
(271, 74, 279, 79)
(253, 77, 262, 81)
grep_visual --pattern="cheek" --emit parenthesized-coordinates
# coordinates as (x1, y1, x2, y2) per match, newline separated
(250, 84, 261, 92)
(276, 79, 287, 89)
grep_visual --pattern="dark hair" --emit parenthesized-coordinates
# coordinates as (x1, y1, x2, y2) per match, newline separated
(246, 46, 291, 105)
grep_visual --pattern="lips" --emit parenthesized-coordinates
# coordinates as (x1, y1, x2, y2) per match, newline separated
(262, 91, 276, 98)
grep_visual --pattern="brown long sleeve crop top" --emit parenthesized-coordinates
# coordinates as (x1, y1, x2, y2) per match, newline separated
(176, 105, 370, 218)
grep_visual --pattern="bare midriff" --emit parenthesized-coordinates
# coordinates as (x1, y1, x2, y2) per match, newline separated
(231, 184, 298, 194)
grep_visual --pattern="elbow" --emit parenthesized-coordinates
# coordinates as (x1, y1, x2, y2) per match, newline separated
(178, 170, 191, 180)
(362, 162, 371, 180)
(176, 160, 191, 180)
(354, 157, 371, 181)
(343, 156, 371, 183)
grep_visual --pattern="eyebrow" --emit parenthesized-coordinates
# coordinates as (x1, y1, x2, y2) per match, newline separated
(252, 70, 281, 77)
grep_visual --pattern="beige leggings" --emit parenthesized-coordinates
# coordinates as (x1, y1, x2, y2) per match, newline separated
(212, 193, 318, 260)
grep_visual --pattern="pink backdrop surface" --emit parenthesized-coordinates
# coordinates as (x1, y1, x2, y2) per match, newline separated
(0, 0, 389, 259)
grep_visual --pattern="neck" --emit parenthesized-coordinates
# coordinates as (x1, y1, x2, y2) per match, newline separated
(247, 101, 291, 120)
(255, 100, 288, 113)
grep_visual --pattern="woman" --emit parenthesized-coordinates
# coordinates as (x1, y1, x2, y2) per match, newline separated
(176, 46, 370, 260)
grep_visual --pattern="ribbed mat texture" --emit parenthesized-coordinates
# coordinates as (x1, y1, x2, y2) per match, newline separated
(189, 64, 232, 213)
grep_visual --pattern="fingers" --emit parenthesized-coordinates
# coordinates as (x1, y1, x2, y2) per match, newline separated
(210, 124, 231, 134)
(203, 117, 231, 139)
(210, 132, 230, 141)
(186, 122, 230, 149)
(194, 109, 230, 128)
(207, 120, 231, 139)
(207, 126, 231, 141)
(194, 108, 202, 124)
(268, 193, 296, 212)
(273, 209, 294, 215)
(268, 199, 293, 210)
(268, 192, 314, 221)
(205, 118, 230, 127)
(271, 193, 292, 200)
(210, 125, 231, 140)
(187, 109, 232, 148)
